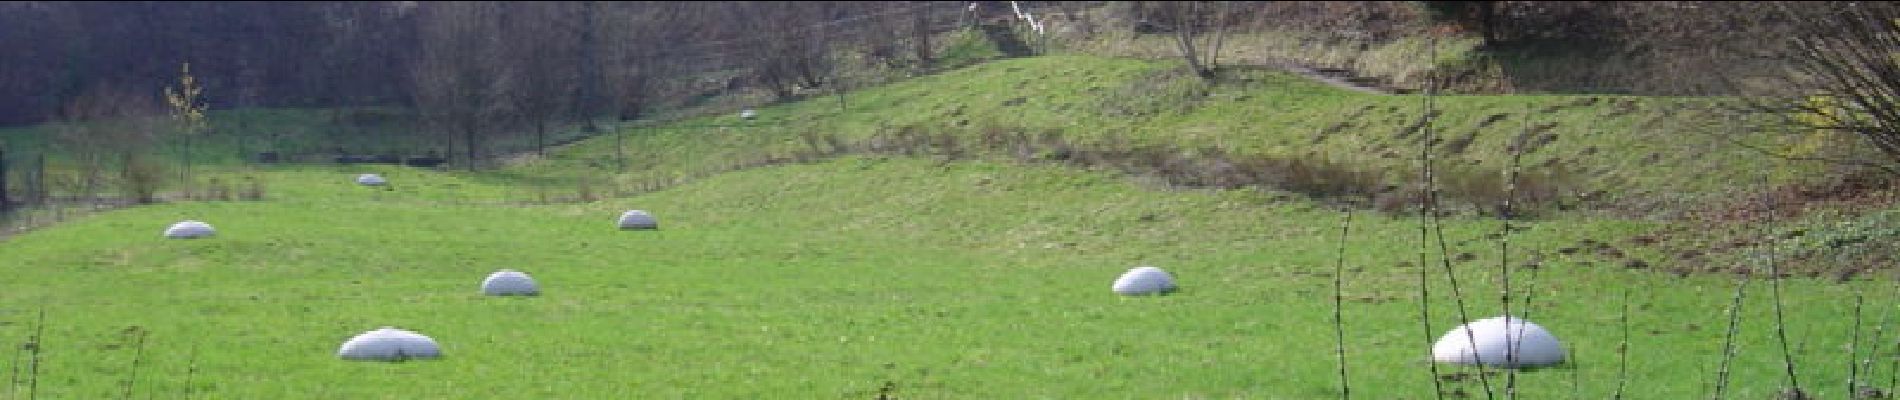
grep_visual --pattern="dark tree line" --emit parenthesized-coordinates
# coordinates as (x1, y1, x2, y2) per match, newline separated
(0, 1, 966, 123)
(0, 2, 417, 126)
(0, 1, 971, 172)
(8, 1, 1881, 170)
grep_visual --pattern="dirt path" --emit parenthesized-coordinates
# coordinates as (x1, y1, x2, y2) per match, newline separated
(1218, 59, 1397, 95)
(1274, 63, 1397, 95)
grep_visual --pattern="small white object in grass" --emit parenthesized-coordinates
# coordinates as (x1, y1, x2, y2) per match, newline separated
(337, 326, 441, 361)
(739, 109, 758, 120)
(1431, 316, 1567, 367)
(356, 173, 387, 186)
(1112, 266, 1176, 295)
(164, 220, 215, 239)
(482, 269, 540, 296)
(618, 210, 658, 230)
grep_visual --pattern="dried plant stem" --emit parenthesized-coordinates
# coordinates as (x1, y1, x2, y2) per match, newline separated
(6, 315, 20, 398)
(1614, 288, 1631, 400)
(1890, 337, 1899, 399)
(1712, 255, 1761, 398)
(1763, 174, 1803, 396)
(1430, 187, 1495, 399)
(1867, 278, 1900, 397)
(1851, 294, 1866, 398)
(1712, 272, 1750, 399)
(1408, 35, 1495, 399)
(1422, 65, 1494, 398)
(1514, 259, 1544, 321)
(182, 342, 200, 400)
(1500, 103, 1530, 400)
(1569, 348, 1583, 400)
(1417, 233, 1446, 400)
(1417, 36, 1447, 400)
(1332, 207, 1354, 400)
(121, 329, 147, 400)
(26, 308, 43, 400)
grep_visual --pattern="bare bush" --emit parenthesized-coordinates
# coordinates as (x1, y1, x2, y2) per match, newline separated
(55, 84, 164, 203)
(118, 153, 164, 204)
(1729, 2, 1900, 174)
(239, 176, 267, 201)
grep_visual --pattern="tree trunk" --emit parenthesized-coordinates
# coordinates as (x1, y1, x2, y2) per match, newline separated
(464, 124, 478, 172)
(536, 120, 546, 156)
(1476, 1, 1498, 47)
(1207, 1, 1230, 72)
(766, 71, 794, 100)
(913, 1, 934, 68)
(82, 156, 98, 203)
(796, 58, 825, 90)
(835, 79, 847, 112)
(181, 134, 192, 197)
(1171, 3, 1214, 80)
(0, 146, 11, 213)
(574, 1, 602, 131)
(32, 152, 45, 205)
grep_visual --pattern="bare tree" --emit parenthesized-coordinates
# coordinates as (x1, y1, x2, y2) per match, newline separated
(1421, 1, 1500, 47)
(733, 2, 839, 100)
(911, 1, 937, 69)
(1048, 1, 1095, 37)
(503, 1, 580, 156)
(1153, 1, 1218, 80)
(571, 0, 605, 132)
(1737, 2, 1900, 174)
(55, 84, 165, 203)
(859, 2, 909, 69)
(163, 62, 207, 196)
(599, 2, 681, 122)
(412, 1, 513, 171)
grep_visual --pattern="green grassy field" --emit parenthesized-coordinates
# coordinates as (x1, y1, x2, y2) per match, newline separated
(0, 156, 1884, 398)
(0, 51, 1889, 398)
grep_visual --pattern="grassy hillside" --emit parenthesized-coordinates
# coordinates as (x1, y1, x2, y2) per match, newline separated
(0, 50, 1889, 398)
(519, 55, 1814, 215)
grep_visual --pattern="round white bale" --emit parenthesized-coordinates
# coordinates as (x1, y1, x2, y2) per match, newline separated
(1112, 266, 1176, 295)
(164, 220, 216, 239)
(337, 327, 441, 361)
(356, 174, 387, 186)
(481, 269, 539, 296)
(618, 210, 658, 230)
(1431, 316, 1567, 367)
(740, 109, 758, 120)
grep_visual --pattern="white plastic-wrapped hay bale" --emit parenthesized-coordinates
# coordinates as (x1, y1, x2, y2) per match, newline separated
(481, 269, 539, 296)
(163, 220, 216, 239)
(739, 109, 758, 120)
(1431, 316, 1567, 367)
(338, 327, 441, 361)
(356, 173, 387, 186)
(1111, 266, 1177, 296)
(617, 210, 658, 230)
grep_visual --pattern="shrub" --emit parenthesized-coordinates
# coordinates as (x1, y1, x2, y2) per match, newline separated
(1375, 184, 1428, 214)
(118, 153, 165, 204)
(575, 177, 598, 202)
(239, 175, 267, 201)
(204, 177, 232, 201)
(1266, 153, 1386, 202)
(1431, 161, 1584, 216)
